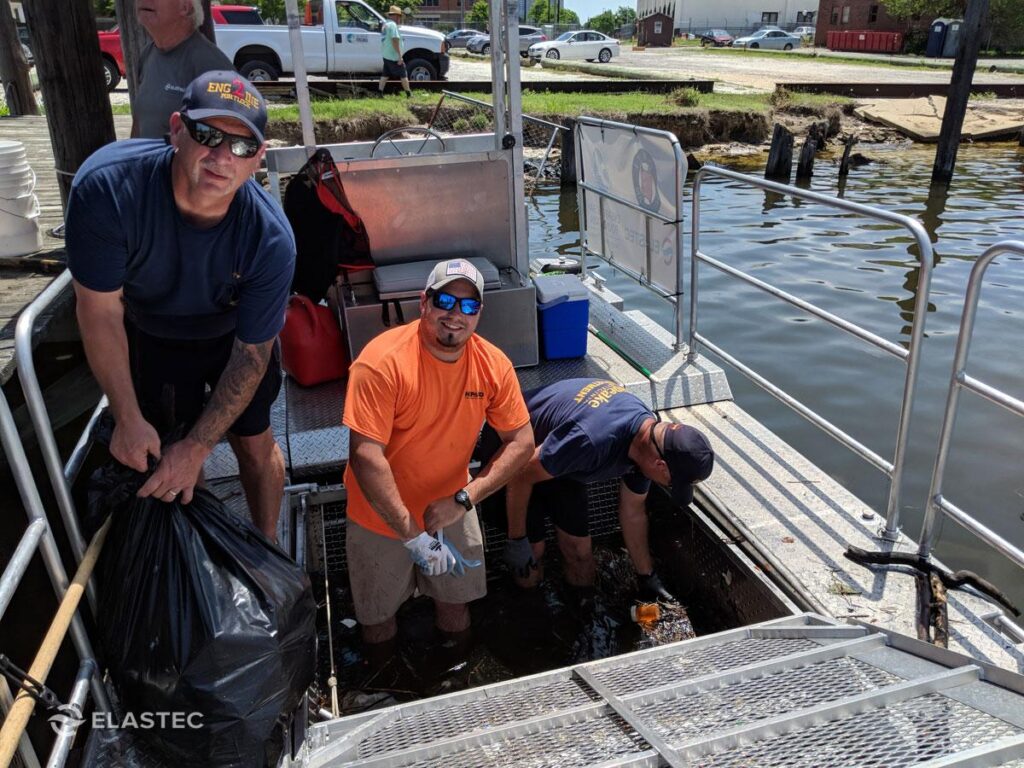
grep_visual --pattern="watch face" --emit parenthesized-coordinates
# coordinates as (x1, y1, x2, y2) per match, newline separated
(455, 490, 471, 509)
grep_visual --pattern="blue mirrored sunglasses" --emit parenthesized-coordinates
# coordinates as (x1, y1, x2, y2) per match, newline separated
(431, 290, 482, 316)
(181, 115, 260, 158)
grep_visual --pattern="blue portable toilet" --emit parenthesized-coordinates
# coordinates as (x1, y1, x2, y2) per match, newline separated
(926, 19, 947, 57)
(941, 20, 962, 58)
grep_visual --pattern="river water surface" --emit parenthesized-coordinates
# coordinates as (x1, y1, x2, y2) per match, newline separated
(528, 140, 1024, 609)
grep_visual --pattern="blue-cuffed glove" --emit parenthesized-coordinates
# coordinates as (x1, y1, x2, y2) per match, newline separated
(403, 532, 456, 576)
(438, 530, 481, 577)
(503, 535, 537, 578)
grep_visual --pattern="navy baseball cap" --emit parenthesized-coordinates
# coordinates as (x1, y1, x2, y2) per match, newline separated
(180, 71, 267, 143)
(661, 423, 714, 506)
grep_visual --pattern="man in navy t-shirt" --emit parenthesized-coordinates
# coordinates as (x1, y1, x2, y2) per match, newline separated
(498, 378, 714, 601)
(67, 71, 295, 539)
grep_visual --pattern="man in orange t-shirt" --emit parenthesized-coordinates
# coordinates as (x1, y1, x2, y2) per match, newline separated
(343, 259, 534, 646)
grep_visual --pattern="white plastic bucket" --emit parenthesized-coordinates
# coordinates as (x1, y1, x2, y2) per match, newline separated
(0, 141, 42, 256)
(0, 168, 35, 199)
(0, 191, 40, 219)
(0, 207, 43, 256)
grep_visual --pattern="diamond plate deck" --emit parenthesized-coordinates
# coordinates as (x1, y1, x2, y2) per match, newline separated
(297, 615, 1024, 767)
(586, 291, 732, 410)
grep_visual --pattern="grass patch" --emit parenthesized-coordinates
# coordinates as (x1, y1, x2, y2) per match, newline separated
(519, 90, 770, 116)
(267, 95, 431, 123)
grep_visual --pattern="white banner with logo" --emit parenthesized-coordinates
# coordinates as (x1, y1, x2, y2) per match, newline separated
(578, 120, 685, 296)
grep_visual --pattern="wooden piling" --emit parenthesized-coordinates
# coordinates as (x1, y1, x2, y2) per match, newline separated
(22, 0, 117, 207)
(932, 0, 990, 184)
(839, 136, 856, 177)
(796, 139, 816, 180)
(764, 124, 793, 180)
(0, 0, 38, 116)
(561, 117, 577, 186)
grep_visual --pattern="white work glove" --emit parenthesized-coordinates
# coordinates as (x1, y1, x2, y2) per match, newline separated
(403, 532, 456, 576)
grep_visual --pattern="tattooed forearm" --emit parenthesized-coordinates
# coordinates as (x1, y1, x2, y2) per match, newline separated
(189, 338, 273, 449)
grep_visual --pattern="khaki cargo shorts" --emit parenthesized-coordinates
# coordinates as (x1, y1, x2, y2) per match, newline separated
(346, 511, 487, 626)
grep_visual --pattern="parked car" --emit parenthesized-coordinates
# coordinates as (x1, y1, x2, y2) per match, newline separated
(731, 28, 802, 50)
(466, 26, 546, 56)
(528, 30, 619, 62)
(97, 5, 265, 91)
(698, 28, 733, 47)
(792, 25, 816, 40)
(446, 28, 484, 48)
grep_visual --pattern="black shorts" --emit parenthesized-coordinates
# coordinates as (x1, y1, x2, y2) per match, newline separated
(382, 58, 407, 79)
(476, 425, 590, 543)
(126, 323, 282, 438)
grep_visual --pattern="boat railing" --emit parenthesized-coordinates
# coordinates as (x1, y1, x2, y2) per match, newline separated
(573, 117, 688, 349)
(919, 240, 1024, 605)
(0, 372, 109, 768)
(689, 165, 934, 541)
(426, 91, 568, 187)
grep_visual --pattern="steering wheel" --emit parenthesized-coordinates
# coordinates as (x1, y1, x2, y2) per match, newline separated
(370, 126, 447, 158)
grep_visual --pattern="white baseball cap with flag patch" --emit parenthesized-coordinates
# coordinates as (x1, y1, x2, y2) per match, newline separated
(425, 259, 485, 297)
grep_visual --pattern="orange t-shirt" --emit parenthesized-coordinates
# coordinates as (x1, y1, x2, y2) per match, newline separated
(342, 320, 530, 538)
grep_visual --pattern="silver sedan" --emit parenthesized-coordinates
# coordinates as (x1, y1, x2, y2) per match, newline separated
(731, 29, 802, 50)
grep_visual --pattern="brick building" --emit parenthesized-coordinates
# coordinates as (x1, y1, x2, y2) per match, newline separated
(814, 0, 933, 47)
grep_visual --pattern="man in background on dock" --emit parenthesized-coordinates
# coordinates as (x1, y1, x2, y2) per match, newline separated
(496, 378, 715, 602)
(133, 0, 233, 138)
(67, 71, 294, 540)
(343, 259, 533, 651)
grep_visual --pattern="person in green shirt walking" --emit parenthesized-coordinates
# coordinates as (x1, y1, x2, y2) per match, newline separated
(379, 5, 412, 97)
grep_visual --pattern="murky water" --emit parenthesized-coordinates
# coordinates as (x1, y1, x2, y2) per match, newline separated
(527, 140, 1024, 610)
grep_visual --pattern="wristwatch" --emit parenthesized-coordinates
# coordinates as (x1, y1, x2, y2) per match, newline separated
(454, 488, 473, 511)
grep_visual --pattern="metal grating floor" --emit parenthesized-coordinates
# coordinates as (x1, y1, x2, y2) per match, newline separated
(296, 615, 1024, 768)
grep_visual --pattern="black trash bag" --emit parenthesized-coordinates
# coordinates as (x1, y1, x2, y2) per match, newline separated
(90, 462, 317, 768)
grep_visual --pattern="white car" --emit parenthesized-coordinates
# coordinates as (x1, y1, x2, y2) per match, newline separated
(529, 30, 620, 63)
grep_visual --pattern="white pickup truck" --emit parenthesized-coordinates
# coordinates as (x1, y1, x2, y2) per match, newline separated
(216, 0, 450, 82)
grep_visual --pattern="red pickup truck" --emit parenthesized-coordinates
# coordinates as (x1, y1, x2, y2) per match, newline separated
(98, 5, 263, 91)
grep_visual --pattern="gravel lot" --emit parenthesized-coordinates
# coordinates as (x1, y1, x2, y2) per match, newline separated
(103, 47, 1022, 105)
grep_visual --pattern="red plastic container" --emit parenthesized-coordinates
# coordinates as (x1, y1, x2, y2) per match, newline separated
(279, 295, 349, 387)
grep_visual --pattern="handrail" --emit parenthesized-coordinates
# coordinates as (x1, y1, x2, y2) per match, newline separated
(919, 240, 1024, 571)
(0, 517, 111, 768)
(14, 269, 98, 614)
(574, 117, 688, 349)
(0, 386, 109, 767)
(690, 165, 934, 540)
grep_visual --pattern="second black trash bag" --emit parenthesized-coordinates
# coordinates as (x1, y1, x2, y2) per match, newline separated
(91, 464, 317, 768)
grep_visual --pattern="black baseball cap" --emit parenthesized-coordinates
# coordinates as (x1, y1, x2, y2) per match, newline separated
(661, 423, 714, 506)
(180, 70, 267, 143)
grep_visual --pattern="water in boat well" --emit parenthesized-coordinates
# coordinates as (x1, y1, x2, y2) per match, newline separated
(528, 140, 1024, 613)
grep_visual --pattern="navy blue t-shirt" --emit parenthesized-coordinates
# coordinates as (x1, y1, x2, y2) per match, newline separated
(66, 140, 295, 344)
(525, 378, 652, 494)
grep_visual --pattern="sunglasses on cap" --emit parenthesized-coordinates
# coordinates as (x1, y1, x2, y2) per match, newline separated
(431, 290, 482, 316)
(181, 115, 260, 159)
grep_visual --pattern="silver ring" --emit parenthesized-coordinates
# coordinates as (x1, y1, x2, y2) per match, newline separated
(168, 489, 180, 497)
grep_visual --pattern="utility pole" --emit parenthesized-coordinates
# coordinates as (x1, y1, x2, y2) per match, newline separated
(22, 0, 116, 207)
(931, 0, 988, 185)
(0, 0, 37, 115)
(115, 0, 146, 106)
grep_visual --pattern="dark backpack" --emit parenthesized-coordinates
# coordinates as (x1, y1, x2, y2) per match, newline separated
(284, 148, 373, 302)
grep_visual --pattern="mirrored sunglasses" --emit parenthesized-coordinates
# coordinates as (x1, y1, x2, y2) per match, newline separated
(431, 290, 481, 316)
(182, 115, 260, 158)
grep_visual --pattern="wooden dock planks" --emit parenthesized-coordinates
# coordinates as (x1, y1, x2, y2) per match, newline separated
(0, 114, 131, 384)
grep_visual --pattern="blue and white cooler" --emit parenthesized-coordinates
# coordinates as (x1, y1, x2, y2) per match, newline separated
(534, 274, 589, 360)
